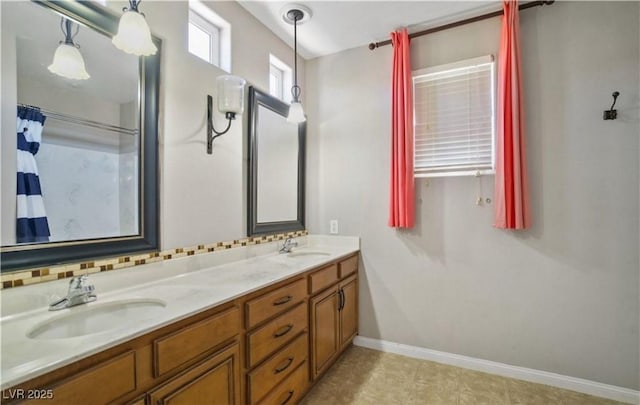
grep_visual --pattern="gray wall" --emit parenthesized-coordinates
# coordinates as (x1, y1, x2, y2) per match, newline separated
(306, 1, 639, 390)
(1, 0, 305, 249)
(136, 0, 305, 250)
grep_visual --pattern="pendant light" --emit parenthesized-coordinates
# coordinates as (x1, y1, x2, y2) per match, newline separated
(48, 18, 90, 81)
(282, 5, 311, 123)
(112, 0, 157, 56)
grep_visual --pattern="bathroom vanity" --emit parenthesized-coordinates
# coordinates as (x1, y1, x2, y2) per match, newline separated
(0, 236, 359, 404)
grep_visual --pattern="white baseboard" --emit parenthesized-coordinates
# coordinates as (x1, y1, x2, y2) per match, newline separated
(353, 336, 639, 405)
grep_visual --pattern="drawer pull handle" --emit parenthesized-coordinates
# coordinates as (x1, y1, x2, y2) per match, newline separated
(274, 357, 294, 374)
(274, 324, 293, 338)
(280, 390, 294, 405)
(273, 295, 293, 306)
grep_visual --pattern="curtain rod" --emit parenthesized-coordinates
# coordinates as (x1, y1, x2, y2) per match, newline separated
(368, 0, 554, 51)
(18, 103, 138, 136)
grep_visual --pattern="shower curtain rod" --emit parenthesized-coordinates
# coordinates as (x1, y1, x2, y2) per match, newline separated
(368, 0, 554, 50)
(18, 103, 138, 136)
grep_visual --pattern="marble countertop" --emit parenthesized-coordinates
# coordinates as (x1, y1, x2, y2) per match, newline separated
(0, 235, 360, 389)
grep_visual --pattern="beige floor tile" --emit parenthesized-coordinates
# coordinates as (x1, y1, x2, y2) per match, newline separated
(414, 362, 458, 393)
(557, 389, 627, 405)
(300, 347, 625, 405)
(457, 369, 508, 405)
(506, 379, 565, 405)
(406, 382, 459, 405)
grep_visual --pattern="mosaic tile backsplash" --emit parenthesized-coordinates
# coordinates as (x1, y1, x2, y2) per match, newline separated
(0, 230, 308, 290)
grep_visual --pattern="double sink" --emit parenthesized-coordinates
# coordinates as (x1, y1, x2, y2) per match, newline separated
(23, 249, 331, 341)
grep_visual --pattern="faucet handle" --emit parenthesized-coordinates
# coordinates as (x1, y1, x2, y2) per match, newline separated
(68, 275, 92, 292)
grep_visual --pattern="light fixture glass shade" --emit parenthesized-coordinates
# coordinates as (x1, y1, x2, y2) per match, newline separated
(112, 10, 157, 56)
(47, 43, 90, 80)
(287, 101, 306, 123)
(217, 75, 246, 115)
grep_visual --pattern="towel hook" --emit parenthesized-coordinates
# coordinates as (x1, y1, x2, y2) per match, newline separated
(603, 91, 620, 120)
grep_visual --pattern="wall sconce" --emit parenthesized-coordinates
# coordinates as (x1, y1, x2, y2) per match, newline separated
(112, 0, 157, 56)
(207, 75, 246, 154)
(48, 18, 90, 80)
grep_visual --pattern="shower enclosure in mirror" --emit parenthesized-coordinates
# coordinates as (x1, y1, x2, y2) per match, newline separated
(0, 1, 160, 271)
(248, 87, 305, 236)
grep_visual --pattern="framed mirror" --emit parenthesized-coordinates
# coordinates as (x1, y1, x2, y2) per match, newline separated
(0, 1, 160, 271)
(247, 87, 305, 236)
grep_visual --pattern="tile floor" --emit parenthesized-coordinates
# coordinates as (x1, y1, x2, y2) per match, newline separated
(300, 346, 626, 405)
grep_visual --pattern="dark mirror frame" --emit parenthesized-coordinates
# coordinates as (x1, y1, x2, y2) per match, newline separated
(0, 0, 160, 272)
(247, 86, 305, 236)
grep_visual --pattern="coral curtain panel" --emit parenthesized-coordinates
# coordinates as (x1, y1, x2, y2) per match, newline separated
(494, 0, 531, 229)
(388, 28, 415, 228)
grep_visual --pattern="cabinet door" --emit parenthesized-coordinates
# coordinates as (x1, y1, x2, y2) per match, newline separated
(310, 285, 340, 379)
(149, 343, 240, 405)
(339, 275, 358, 348)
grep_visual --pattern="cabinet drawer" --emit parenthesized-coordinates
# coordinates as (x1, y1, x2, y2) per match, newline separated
(339, 255, 358, 279)
(22, 351, 136, 405)
(247, 332, 308, 404)
(257, 361, 308, 405)
(247, 302, 307, 368)
(154, 306, 241, 377)
(246, 278, 306, 329)
(149, 343, 240, 405)
(308, 264, 338, 294)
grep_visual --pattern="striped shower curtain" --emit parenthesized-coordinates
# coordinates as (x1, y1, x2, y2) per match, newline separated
(16, 106, 50, 243)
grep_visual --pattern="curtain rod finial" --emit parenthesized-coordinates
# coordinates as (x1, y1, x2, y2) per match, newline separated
(368, 42, 377, 50)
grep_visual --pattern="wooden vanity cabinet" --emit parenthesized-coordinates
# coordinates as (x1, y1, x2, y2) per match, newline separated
(339, 275, 358, 347)
(3, 303, 242, 405)
(4, 252, 360, 405)
(309, 285, 341, 378)
(148, 342, 241, 405)
(16, 351, 137, 405)
(309, 257, 359, 380)
(243, 277, 309, 405)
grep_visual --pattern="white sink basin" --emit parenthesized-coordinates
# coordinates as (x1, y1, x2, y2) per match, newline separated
(27, 299, 166, 340)
(287, 250, 331, 258)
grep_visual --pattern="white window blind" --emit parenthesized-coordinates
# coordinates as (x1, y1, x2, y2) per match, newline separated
(413, 55, 495, 177)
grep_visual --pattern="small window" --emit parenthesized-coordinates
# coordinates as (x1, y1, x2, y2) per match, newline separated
(268, 54, 292, 101)
(413, 55, 495, 177)
(189, 13, 219, 65)
(188, 0, 231, 72)
(270, 65, 284, 100)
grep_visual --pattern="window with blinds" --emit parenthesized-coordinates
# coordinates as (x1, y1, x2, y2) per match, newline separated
(413, 55, 495, 177)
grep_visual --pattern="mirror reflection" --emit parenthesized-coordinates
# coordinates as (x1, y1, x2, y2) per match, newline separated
(256, 105, 299, 223)
(248, 86, 305, 236)
(1, 1, 140, 246)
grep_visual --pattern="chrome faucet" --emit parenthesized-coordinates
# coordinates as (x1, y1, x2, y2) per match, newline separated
(49, 275, 97, 311)
(279, 237, 298, 254)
